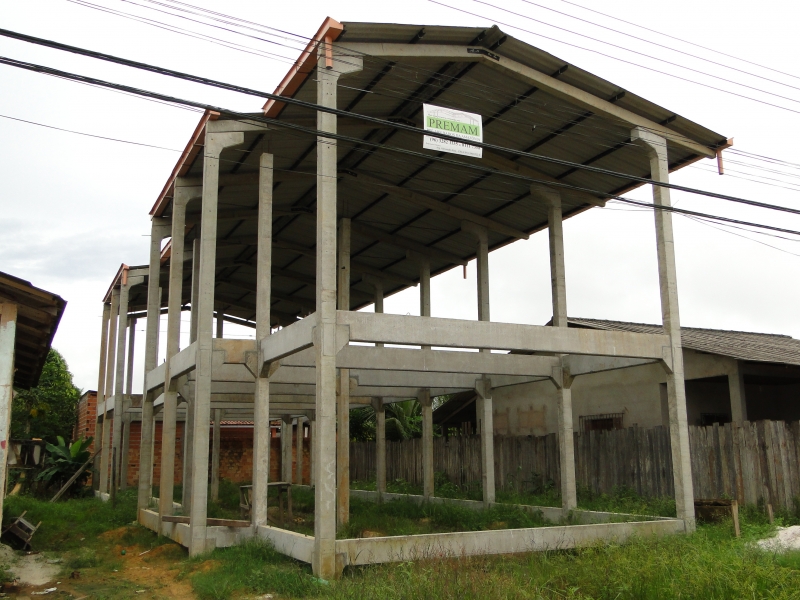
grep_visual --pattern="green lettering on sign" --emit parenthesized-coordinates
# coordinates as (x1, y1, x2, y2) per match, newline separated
(426, 116, 480, 137)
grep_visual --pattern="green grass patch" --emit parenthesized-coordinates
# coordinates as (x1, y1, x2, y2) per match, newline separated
(339, 497, 548, 538)
(189, 538, 324, 600)
(353, 478, 678, 518)
(328, 522, 800, 599)
(3, 488, 139, 550)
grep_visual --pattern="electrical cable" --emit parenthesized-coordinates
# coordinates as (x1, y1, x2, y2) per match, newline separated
(518, 0, 800, 94)
(67, 0, 666, 153)
(1, 28, 790, 216)
(71, 0, 759, 169)
(430, 0, 800, 116)
(4, 39, 800, 241)
(472, 0, 800, 106)
(559, 0, 800, 84)
(129, 6, 800, 189)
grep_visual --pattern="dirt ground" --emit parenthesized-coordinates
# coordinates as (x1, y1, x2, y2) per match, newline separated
(1, 527, 205, 599)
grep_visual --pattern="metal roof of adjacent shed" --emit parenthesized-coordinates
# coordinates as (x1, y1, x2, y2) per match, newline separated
(568, 318, 800, 367)
(0, 271, 66, 389)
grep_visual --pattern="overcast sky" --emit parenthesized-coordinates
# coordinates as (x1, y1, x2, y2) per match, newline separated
(2, 0, 800, 393)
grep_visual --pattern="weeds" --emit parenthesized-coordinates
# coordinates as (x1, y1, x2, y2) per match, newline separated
(190, 538, 322, 600)
(3, 488, 139, 550)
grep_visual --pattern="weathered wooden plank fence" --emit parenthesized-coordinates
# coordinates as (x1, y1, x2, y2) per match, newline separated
(350, 421, 800, 509)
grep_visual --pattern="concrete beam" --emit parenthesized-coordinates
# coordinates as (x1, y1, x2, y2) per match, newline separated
(338, 311, 671, 360)
(283, 345, 560, 376)
(259, 313, 317, 368)
(565, 355, 657, 377)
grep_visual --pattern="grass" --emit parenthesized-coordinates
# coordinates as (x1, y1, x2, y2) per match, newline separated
(5, 485, 800, 599)
(186, 514, 800, 600)
(352, 477, 679, 518)
(339, 496, 549, 538)
(4, 487, 140, 550)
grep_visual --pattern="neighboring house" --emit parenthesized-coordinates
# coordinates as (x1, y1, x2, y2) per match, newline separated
(0, 271, 66, 520)
(436, 318, 800, 436)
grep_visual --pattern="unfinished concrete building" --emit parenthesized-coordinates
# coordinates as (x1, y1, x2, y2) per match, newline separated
(94, 18, 732, 578)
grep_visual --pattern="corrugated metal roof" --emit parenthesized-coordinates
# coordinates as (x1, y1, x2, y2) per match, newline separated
(568, 318, 800, 366)
(127, 18, 728, 328)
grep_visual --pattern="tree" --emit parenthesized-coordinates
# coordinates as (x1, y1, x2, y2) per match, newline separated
(12, 349, 81, 442)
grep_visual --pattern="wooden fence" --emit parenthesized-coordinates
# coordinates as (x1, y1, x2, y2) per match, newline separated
(350, 420, 800, 509)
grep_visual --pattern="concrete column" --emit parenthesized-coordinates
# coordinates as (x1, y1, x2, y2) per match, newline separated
(138, 219, 169, 511)
(215, 312, 224, 338)
(160, 189, 191, 525)
(120, 317, 136, 491)
(417, 254, 431, 350)
(295, 416, 305, 485)
(363, 274, 384, 347)
(313, 47, 364, 579)
(419, 389, 434, 500)
(112, 279, 131, 492)
(0, 304, 17, 525)
(532, 185, 577, 511)
(189, 128, 244, 556)
(309, 417, 316, 487)
(632, 127, 696, 531)
(182, 399, 194, 511)
(95, 302, 110, 490)
(337, 218, 351, 527)
(96, 303, 111, 432)
(253, 152, 274, 529)
(728, 359, 748, 424)
(373, 398, 386, 496)
(281, 415, 293, 483)
(476, 378, 495, 506)
(462, 222, 490, 324)
(210, 408, 221, 501)
(190, 239, 201, 344)
(555, 373, 577, 510)
(100, 288, 119, 495)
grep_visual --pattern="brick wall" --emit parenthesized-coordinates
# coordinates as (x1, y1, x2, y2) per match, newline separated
(122, 422, 310, 488)
(74, 391, 97, 451)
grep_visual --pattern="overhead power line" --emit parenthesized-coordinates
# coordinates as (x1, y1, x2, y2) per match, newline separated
(4, 28, 798, 219)
(86, 0, 800, 192)
(517, 0, 800, 95)
(430, 0, 800, 116)
(559, 0, 800, 84)
(1, 54, 798, 241)
(470, 0, 800, 106)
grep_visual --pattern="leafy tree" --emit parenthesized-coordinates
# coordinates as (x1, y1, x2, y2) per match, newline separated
(385, 400, 422, 441)
(350, 398, 448, 442)
(11, 349, 81, 442)
(350, 406, 376, 442)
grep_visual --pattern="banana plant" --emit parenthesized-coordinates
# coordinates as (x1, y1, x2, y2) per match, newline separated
(36, 436, 94, 492)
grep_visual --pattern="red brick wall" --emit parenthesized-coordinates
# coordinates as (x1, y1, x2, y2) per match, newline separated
(124, 421, 185, 488)
(122, 423, 310, 487)
(74, 391, 97, 451)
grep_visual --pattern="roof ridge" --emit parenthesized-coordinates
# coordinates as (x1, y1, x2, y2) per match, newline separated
(567, 317, 794, 340)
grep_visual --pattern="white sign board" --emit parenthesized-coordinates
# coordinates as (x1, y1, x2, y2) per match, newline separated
(423, 104, 483, 158)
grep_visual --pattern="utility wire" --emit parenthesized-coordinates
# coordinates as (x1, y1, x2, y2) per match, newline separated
(518, 0, 800, 94)
(5, 54, 798, 242)
(3, 28, 795, 218)
(559, 0, 800, 84)
(101, 0, 800, 184)
(431, 0, 800, 116)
